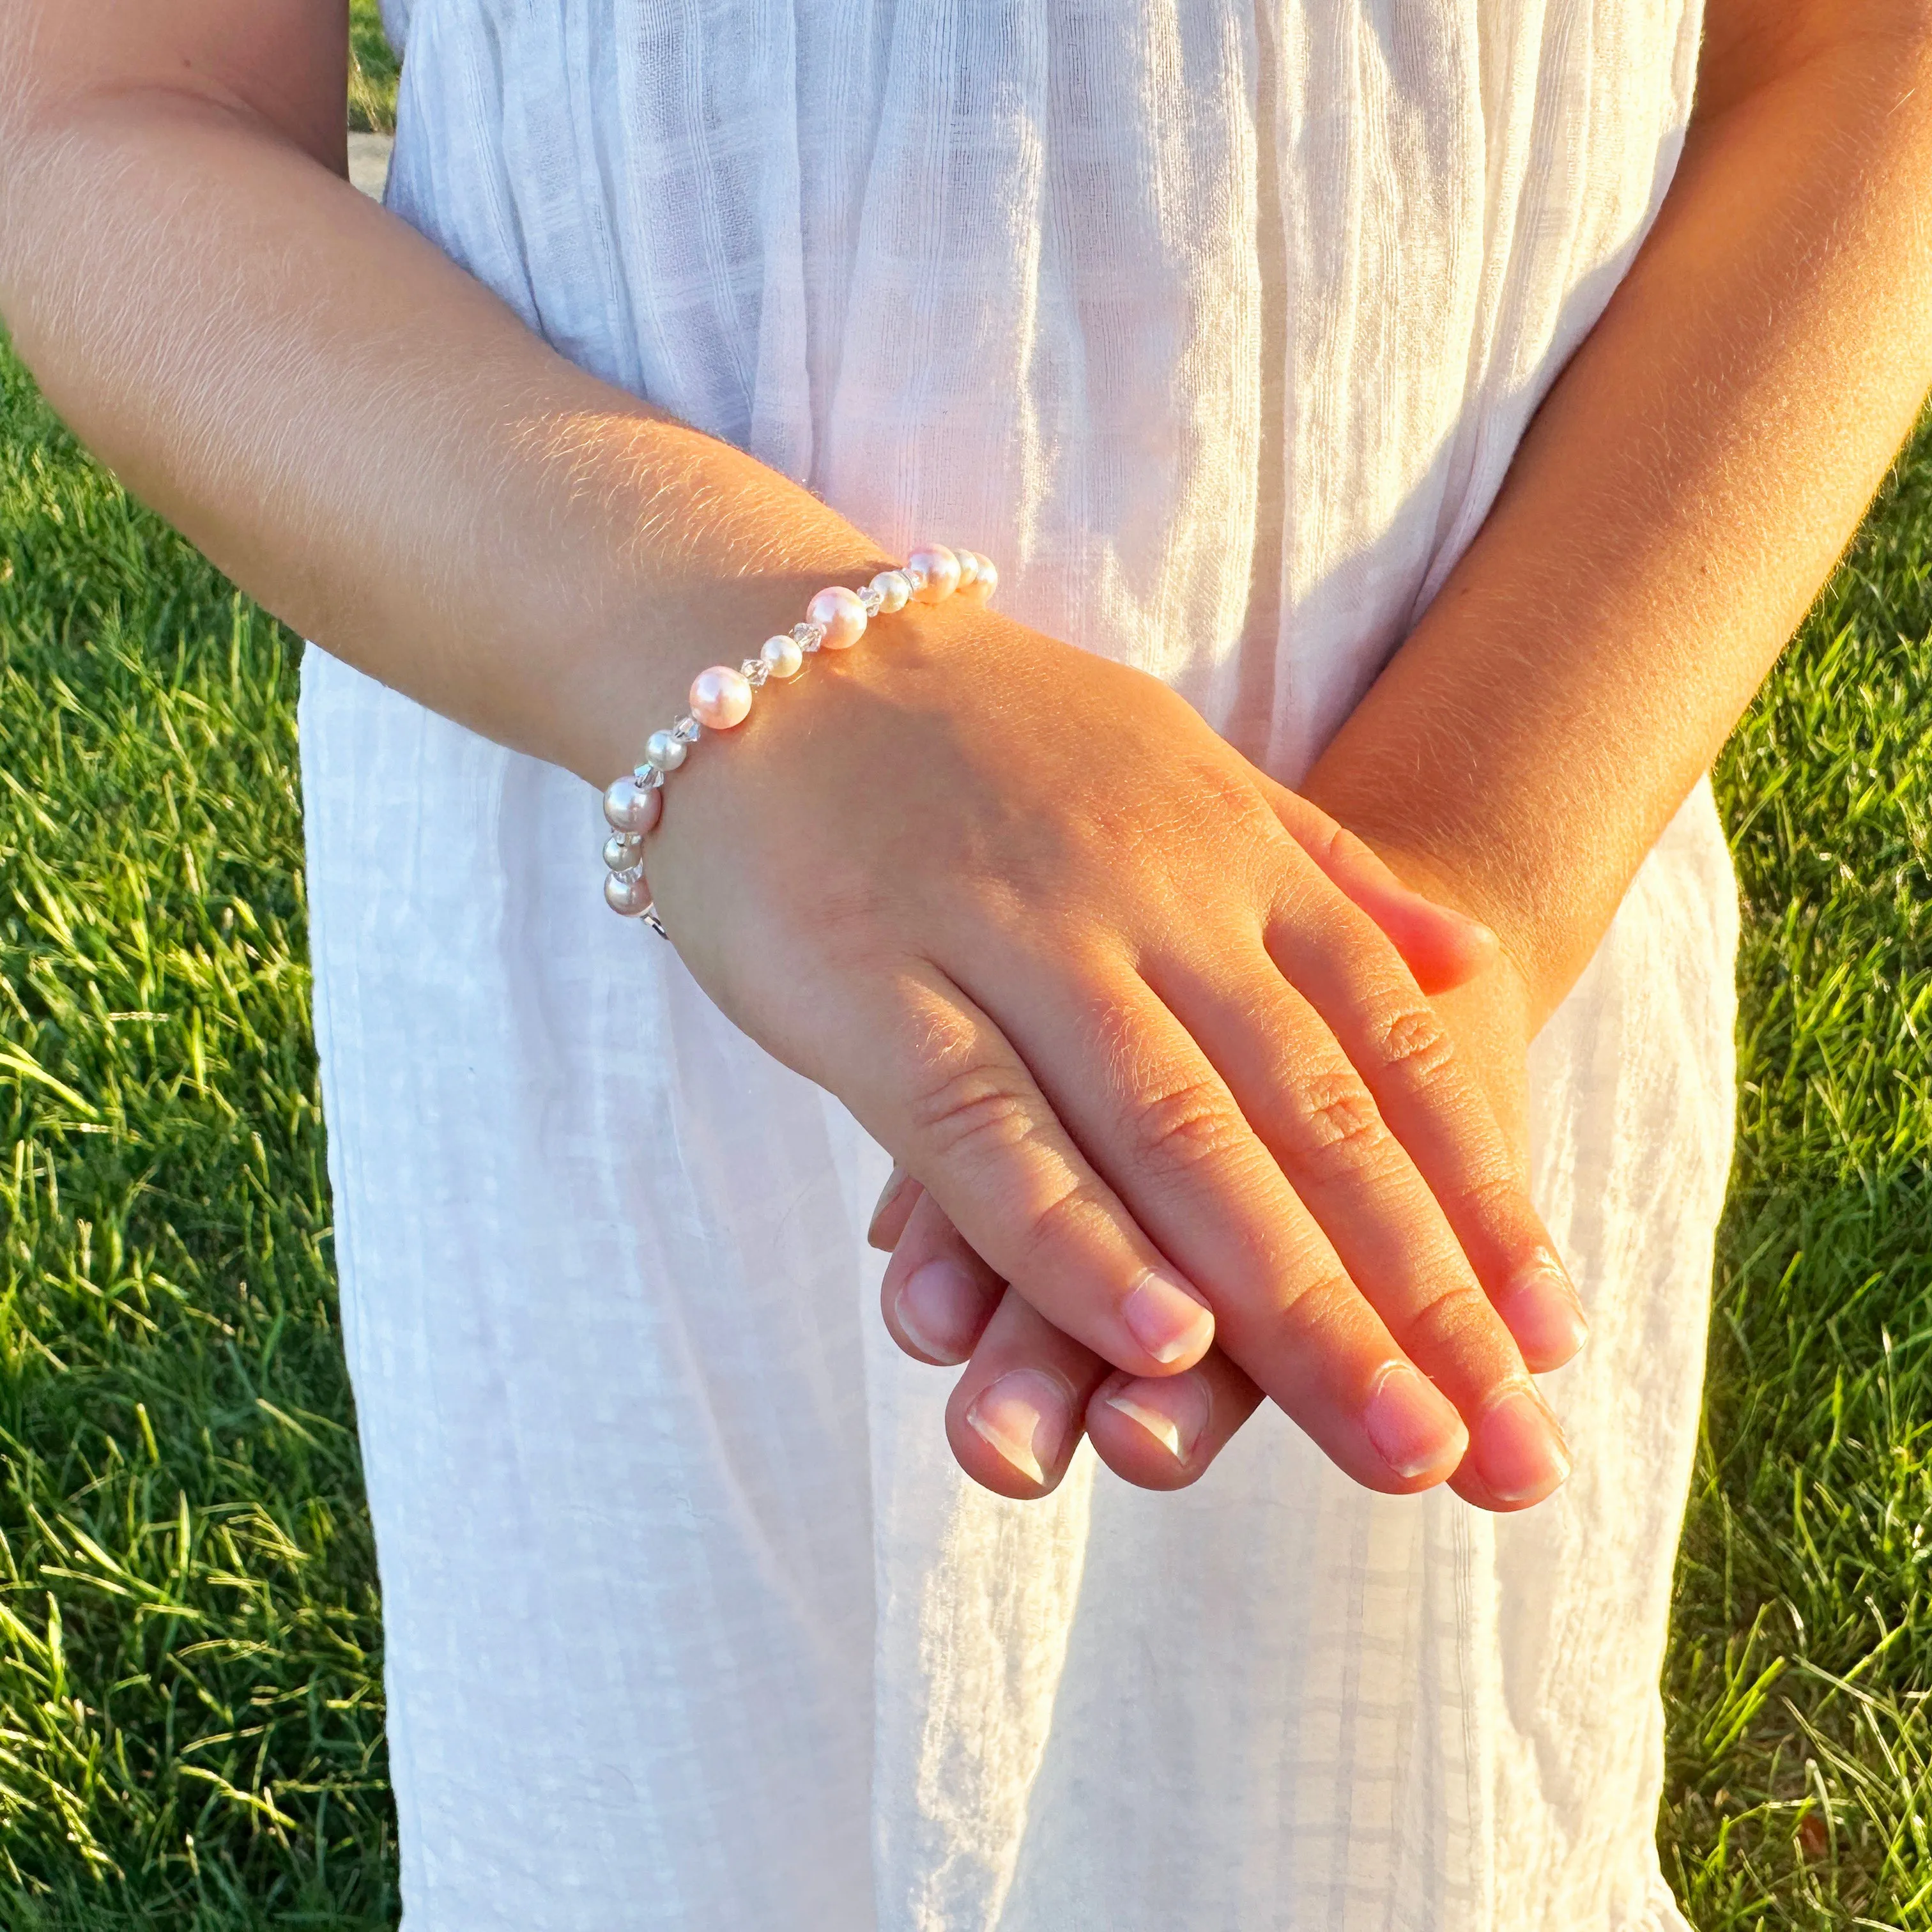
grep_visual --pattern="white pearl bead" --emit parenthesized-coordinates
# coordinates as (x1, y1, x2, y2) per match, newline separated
(953, 549, 981, 590)
(806, 584, 868, 650)
(906, 544, 960, 603)
(602, 774, 663, 835)
(603, 869, 653, 916)
(604, 832, 643, 871)
(869, 569, 912, 615)
(689, 663, 753, 730)
(760, 632, 804, 679)
(962, 552, 998, 602)
(645, 729, 686, 772)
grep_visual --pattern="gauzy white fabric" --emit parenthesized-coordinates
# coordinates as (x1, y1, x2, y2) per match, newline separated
(300, 3, 1735, 1927)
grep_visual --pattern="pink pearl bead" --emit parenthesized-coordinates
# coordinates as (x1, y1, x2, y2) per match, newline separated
(689, 664, 753, 730)
(906, 544, 961, 603)
(806, 585, 868, 650)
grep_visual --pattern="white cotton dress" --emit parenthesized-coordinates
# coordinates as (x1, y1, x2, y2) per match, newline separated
(299, 3, 1738, 1926)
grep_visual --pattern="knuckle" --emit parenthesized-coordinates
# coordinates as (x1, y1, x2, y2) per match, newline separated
(901, 1019, 1039, 1167)
(1398, 1276, 1499, 1363)
(1289, 1068, 1397, 1179)
(1273, 1265, 1363, 1344)
(1125, 1073, 1246, 1179)
(1450, 1159, 1531, 1230)
(1372, 1001, 1457, 1083)
(1008, 1168, 1110, 1277)
(907, 1057, 1038, 1167)
(896, 1010, 1112, 1275)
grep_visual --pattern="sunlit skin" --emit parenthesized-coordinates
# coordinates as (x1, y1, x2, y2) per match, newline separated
(1, 1, 1928, 1507)
(880, 0, 1932, 1496)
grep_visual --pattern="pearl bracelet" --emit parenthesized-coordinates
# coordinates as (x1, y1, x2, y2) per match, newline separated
(599, 541, 999, 934)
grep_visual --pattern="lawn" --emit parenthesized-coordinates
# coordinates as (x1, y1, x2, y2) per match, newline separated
(0, 38, 1928, 1929)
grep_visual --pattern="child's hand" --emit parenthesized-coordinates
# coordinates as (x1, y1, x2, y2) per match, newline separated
(869, 884, 1583, 1510)
(648, 594, 1575, 1505)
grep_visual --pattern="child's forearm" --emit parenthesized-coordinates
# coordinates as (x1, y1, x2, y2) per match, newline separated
(1306, 2, 1932, 1025)
(0, 53, 880, 790)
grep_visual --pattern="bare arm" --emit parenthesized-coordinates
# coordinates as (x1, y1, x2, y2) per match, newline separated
(0, 1, 1581, 1508)
(1307, 0, 1932, 1027)
(0, 0, 880, 786)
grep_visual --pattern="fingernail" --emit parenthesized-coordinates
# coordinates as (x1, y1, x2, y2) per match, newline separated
(965, 1370, 1072, 1487)
(867, 1163, 912, 1247)
(1473, 1383, 1572, 1503)
(1121, 1266, 1215, 1365)
(894, 1258, 989, 1364)
(1363, 1362, 1468, 1480)
(1103, 1374, 1211, 1464)
(1496, 1250, 1589, 1369)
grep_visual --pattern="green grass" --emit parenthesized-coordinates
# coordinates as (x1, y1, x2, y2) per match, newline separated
(1664, 421, 1932, 1925)
(0, 348, 394, 1925)
(0, 232, 1928, 1932)
(348, 3, 399, 137)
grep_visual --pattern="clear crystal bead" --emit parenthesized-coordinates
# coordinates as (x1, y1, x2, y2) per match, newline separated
(673, 714, 702, 742)
(742, 657, 769, 686)
(793, 620, 826, 652)
(859, 585, 885, 615)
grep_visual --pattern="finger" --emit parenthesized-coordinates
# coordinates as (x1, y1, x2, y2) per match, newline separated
(1085, 1348, 1264, 1492)
(878, 1184, 1003, 1365)
(1262, 885, 1590, 1380)
(829, 961, 1218, 1379)
(939, 949, 1472, 1494)
(1257, 778, 1498, 997)
(867, 1163, 922, 1250)
(946, 1286, 1110, 1498)
(1153, 944, 1572, 1508)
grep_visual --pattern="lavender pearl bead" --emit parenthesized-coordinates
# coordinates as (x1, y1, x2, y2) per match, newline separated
(602, 774, 663, 835)
(603, 869, 653, 916)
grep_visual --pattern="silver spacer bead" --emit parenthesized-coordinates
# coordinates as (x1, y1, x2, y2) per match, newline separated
(644, 728, 687, 772)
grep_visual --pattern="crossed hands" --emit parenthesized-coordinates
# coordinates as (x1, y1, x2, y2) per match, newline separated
(646, 585, 1585, 1514)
